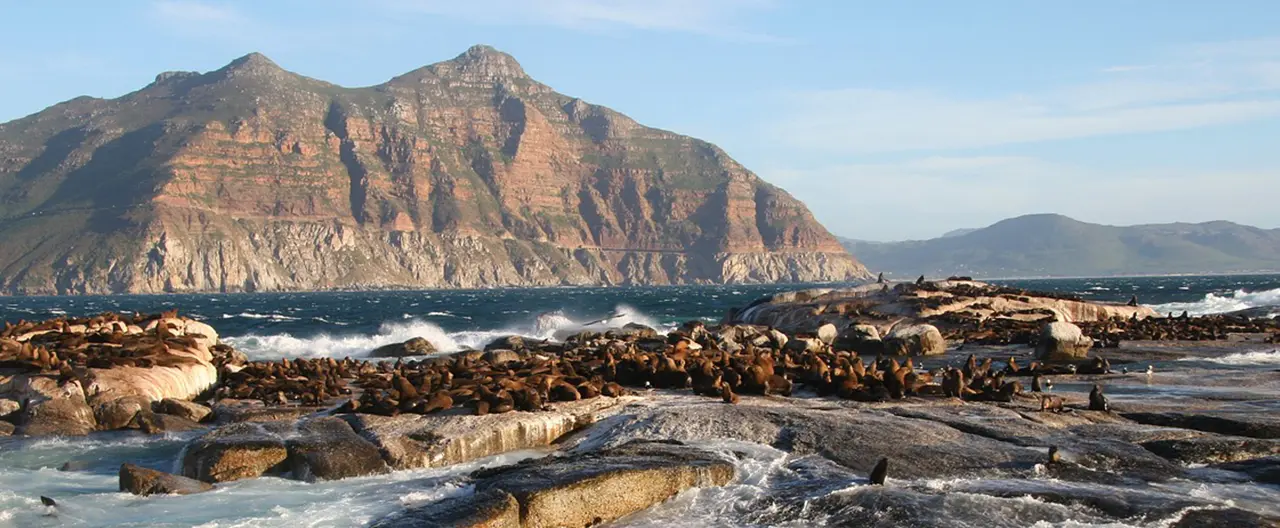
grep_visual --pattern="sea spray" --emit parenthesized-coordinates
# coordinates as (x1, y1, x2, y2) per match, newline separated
(1150, 287, 1280, 316)
(1178, 349, 1280, 366)
(223, 304, 673, 360)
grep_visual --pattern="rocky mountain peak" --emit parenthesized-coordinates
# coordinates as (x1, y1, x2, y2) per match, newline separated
(0, 47, 869, 294)
(216, 52, 289, 81)
(432, 44, 528, 82)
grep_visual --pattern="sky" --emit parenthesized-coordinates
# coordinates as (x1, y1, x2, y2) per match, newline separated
(2, 1, 1278, 241)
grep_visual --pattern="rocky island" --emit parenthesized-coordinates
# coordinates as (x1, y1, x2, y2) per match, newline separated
(3, 280, 1279, 526)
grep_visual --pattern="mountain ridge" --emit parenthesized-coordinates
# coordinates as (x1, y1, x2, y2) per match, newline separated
(0, 46, 869, 295)
(840, 213, 1280, 278)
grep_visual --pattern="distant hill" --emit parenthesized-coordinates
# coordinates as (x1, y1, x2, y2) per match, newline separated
(840, 214, 1280, 278)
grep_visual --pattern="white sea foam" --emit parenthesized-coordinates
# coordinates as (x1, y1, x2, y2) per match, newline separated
(224, 319, 465, 360)
(222, 304, 669, 360)
(221, 312, 300, 322)
(1149, 287, 1280, 316)
(1180, 349, 1280, 366)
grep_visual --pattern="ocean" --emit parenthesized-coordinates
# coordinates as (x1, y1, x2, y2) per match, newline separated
(2, 274, 1279, 527)
(3, 274, 1278, 363)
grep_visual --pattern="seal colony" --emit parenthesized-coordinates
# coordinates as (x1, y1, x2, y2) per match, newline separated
(3, 280, 1280, 527)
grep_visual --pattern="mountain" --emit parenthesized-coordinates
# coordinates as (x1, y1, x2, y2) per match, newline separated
(940, 227, 978, 238)
(839, 214, 1280, 278)
(0, 46, 869, 295)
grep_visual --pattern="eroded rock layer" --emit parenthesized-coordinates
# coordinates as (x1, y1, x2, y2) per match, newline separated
(0, 46, 869, 294)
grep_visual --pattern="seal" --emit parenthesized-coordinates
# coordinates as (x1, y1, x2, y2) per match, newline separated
(869, 457, 889, 485)
(1088, 384, 1109, 411)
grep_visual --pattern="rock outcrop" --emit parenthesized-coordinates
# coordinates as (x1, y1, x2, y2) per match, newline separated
(1, 313, 220, 436)
(732, 280, 1156, 332)
(1037, 321, 1093, 360)
(0, 45, 869, 295)
(183, 397, 631, 483)
(372, 489, 520, 528)
(729, 280, 1159, 347)
(369, 337, 437, 358)
(338, 397, 632, 469)
(375, 441, 734, 528)
(883, 323, 946, 355)
(181, 416, 388, 483)
(119, 463, 214, 496)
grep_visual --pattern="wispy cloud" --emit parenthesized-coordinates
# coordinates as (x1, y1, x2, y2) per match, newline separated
(768, 38, 1280, 155)
(385, 0, 780, 41)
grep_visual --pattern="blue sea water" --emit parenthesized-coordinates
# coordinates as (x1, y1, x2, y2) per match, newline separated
(2, 275, 1280, 527)
(2, 275, 1278, 362)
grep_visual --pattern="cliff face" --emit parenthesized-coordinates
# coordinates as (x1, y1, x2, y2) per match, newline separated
(0, 46, 869, 294)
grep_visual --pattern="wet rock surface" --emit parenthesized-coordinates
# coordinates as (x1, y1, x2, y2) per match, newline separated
(371, 488, 520, 528)
(182, 416, 388, 483)
(376, 441, 734, 528)
(340, 397, 632, 470)
(119, 463, 214, 496)
(155, 398, 212, 423)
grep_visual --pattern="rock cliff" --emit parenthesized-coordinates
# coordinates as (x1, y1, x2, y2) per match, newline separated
(0, 45, 869, 294)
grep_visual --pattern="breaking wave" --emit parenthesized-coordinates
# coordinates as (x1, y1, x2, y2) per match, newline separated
(1181, 349, 1280, 366)
(222, 304, 666, 361)
(1148, 287, 1280, 316)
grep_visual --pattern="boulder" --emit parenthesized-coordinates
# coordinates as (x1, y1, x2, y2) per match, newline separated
(481, 349, 521, 366)
(181, 421, 291, 482)
(484, 335, 525, 352)
(835, 324, 883, 354)
(372, 488, 520, 528)
(119, 463, 214, 496)
(615, 323, 658, 340)
(883, 324, 946, 356)
(1036, 322, 1093, 360)
(20, 390, 96, 437)
(470, 441, 734, 528)
(93, 394, 152, 431)
(815, 323, 839, 345)
(136, 412, 205, 434)
(0, 398, 20, 419)
(211, 399, 321, 424)
(285, 417, 388, 481)
(370, 337, 436, 358)
(340, 397, 634, 470)
(182, 416, 387, 483)
(0, 421, 13, 436)
(155, 398, 212, 423)
(784, 337, 825, 353)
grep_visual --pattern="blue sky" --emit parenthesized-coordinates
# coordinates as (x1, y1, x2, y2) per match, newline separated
(2, 1, 1278, 240)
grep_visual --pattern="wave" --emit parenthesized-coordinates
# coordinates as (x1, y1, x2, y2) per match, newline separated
(1148, 287, 1280, 316)
(222, 304, 669, 361)
(1180, 349, 1280, 366)
(222, 312, 301, 322)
